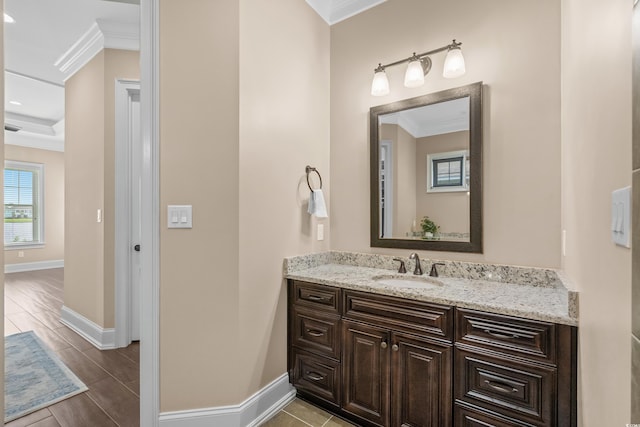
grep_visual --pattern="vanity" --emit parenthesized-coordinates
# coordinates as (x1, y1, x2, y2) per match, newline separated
(284, 252, 577, 427)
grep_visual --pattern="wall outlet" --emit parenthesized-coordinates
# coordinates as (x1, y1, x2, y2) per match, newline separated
(18, 251, 24, 258)
(317, 224, 324, 241)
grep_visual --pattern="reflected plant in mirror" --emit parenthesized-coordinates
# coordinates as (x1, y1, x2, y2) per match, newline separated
(370, 82, 483, 253)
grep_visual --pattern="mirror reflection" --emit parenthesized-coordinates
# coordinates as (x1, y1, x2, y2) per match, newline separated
(378, 97, 470, 242)
(370, 82, 482, 253)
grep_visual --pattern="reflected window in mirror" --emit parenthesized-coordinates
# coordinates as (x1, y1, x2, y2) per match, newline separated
(428, 150, 469, 192)
(370, 82, 482, 253)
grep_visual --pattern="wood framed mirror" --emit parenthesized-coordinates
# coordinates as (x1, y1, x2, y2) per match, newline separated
(370, 82, 483, 253)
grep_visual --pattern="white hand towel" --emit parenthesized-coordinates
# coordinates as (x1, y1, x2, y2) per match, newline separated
(308, 189, 328, 218)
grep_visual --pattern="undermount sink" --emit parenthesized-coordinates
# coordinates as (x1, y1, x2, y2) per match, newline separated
(372, 274, 443, 289)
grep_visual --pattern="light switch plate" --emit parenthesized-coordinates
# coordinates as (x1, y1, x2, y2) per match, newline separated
(168, 205, 192, 229)
(611, 187, 631, 248)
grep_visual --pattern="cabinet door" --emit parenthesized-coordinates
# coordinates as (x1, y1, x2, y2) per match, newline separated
(392, 332, 452, 427)
(342, 320, 390, 426)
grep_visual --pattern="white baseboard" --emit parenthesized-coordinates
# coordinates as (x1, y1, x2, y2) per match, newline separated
(5, 259, 64, 273)
(60, 306, 116, 350)
(159, 373, 296, 427)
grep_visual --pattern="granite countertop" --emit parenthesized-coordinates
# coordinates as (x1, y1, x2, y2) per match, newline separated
(284, 252, 578, 326)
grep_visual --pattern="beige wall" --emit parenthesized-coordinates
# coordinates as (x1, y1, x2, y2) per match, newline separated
(330, 0, 561, 267)
(416, 131, 469, 235)
(394, 126, 417, 238)
(561, 0, 632, 425)
(4, 145, 64, 265)
(158, 0, 330, 411)
(65, 49, 139, 328)
(380, 124, 418, 237)
(159, 0, 241, 409)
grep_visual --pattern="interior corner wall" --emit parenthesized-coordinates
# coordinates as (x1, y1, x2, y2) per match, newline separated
(65, 49, 139, 329)
(238, 0, 330, 400)
(157, 0, 330, 413)
(560, 0, 632, 425)
(4, 145, 64, 266)
(330, 0, 562, 268)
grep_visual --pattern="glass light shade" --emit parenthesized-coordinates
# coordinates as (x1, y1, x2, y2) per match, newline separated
(4, 13, 14, 23)
(404, 60, 425, 88)
(371, 69, 390, 96)
(443, 47, 466, 78)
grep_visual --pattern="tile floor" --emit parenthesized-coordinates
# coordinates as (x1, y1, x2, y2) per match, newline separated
(263, 399, 356, 427)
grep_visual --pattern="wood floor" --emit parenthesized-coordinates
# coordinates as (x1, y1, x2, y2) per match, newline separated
(4, 268, 139, 427)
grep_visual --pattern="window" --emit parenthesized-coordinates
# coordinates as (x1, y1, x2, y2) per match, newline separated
(4, 161, 44, 247)
(426, 150, 469, 193)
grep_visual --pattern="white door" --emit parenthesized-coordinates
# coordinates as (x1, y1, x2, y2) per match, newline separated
(130, 92, 142, 341)
(115, 80, 142, 347)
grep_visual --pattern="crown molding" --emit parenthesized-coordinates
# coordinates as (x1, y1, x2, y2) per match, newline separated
(55, 20, 140, 82)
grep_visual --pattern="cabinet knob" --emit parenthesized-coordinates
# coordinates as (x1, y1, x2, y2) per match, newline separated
(392, 344, 399, 352)
(381, 341, 388, 349)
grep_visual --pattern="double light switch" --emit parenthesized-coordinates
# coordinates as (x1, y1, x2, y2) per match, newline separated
(168, 205, 193, 229)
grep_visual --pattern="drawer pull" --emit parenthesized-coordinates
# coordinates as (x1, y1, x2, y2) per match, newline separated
(483, 329, 520, 340)
(306, 295, 328, 302)
(306, 371, 325, 381)
(306, 329, 324, 337)
(483, 380, 518, 394)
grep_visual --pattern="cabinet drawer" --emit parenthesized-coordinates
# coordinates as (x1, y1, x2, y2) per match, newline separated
(292, 349, 341, 408)
(454, 403, 532, 427)
(292, 307, 340, 359)
(455, 348, 555, 426)
(456, 309, 556, 364)
(292, 281, 340, 313)
(344, 290, 452, 341)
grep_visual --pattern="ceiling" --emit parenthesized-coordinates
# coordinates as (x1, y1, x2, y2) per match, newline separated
(305, 0, 386, 25)
(379, 97, 470, 138)
(3, 0, 140, 149)
(3, 0, 382, 151)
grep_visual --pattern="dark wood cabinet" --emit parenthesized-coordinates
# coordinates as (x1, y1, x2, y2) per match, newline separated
(342, 320, 390, 426)
(454, 308, 576, 427)
(392, 331, 452, 427)
(287, 280, 577, 427)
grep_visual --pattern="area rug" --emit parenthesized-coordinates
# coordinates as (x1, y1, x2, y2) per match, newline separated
(4, 331, 88, 422)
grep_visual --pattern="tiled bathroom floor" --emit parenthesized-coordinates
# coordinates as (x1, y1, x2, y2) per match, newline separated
(263, 399, 357, 427)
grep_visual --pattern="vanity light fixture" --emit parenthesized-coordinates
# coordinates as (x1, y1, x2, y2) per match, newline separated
(371, 39, 465, 96)
(4, 13, 15, 23)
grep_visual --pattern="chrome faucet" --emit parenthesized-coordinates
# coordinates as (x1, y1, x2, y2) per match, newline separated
(408, 253, 423, 275)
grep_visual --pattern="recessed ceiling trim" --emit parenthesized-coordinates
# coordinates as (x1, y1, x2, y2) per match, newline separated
(55, 20, 140, 82)
(5, 112, 58, 136)
(5, 131, 64, 153)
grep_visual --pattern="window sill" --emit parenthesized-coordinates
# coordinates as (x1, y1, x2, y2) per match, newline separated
(5, 243, 45, 251)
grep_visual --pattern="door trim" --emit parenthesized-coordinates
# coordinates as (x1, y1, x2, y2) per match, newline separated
(140, 0, 160, 424)
(115, 79, 140, 348)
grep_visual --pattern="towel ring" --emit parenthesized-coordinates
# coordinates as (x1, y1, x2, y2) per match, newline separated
(305, 165, 322, 191)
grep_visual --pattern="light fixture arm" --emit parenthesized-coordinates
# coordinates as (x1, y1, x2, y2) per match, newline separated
(373, 40, 462, 71)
